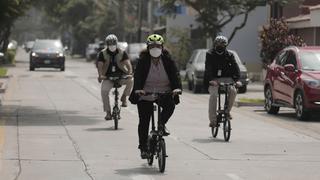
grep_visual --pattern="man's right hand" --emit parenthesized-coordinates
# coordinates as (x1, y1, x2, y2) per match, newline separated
(98, 75, 106, 83)
(135, 90, 145, 96)
(209, 80, 218, 86)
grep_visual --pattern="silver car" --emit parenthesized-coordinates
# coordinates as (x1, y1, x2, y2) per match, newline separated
(185, 49, 249, 93)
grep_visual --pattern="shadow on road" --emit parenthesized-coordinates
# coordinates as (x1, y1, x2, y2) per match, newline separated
(115, 164, 165, 177)
(85, 127, 124, 131)
(0, 104, 103, 126)
(192, 138, 229, 143)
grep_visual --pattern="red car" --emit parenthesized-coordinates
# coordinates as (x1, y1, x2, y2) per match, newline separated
(264, 46, 320, 120)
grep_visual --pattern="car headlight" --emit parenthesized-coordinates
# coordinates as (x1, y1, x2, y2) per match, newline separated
(58, 53, 64, 57)
(303, 79, 320, 88)
(31, 52, 38, 57)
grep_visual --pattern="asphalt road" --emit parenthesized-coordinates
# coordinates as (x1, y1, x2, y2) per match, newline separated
(1, 48, 320, 180)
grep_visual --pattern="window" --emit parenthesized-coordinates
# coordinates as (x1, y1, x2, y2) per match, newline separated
(285, 50, 297, 68)
(275, 51, 287, 66)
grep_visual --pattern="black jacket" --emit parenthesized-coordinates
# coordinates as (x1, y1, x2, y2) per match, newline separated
(203, 49, 240, 90)
(129, 49, 182, 104)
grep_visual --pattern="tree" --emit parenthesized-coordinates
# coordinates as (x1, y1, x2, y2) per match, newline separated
(0, 0, 33, 52)
(161, 0, 267, 43)
(259, 18, 305, 66)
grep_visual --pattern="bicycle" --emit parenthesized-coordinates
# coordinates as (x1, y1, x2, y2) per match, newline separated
(211, 78, 235, 142)
(107, 75, 130, 130)
(141, 91, 179, 173)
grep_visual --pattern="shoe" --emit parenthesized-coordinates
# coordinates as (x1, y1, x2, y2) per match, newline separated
(140, 150, 148, 159)
(121, 95, 127, 107)
(158, 124, 170, 136)
(209, 121, 217, 127)
(226, 113, 233, 120)
(104, 112, 112, 121)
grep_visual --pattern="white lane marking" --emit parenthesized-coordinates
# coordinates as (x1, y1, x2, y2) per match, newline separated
(226, 173, 244, 180)
(131, 174, 155, 180)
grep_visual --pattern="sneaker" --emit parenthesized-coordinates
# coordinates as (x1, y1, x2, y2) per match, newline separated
(140, 149, 148, 159)
(104, 112, 112, 121)
(121, 95, 127, 107)
(158, 124, 170, 136)
(226, 113, 233, 120)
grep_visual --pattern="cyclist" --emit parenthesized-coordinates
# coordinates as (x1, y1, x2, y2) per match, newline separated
(129, 34, 182, 159)
(97, 34, 133, 120)
(204, 35, 241, 127)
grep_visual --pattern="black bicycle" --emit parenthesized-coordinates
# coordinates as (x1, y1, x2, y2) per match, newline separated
(211, 79, 235, 142)
(107, 75, 129, 130)
(142, 92, 178, 173)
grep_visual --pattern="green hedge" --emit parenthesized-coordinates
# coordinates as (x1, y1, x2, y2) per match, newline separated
(0, 67, 7, 77)
(4, 49, 17, 64)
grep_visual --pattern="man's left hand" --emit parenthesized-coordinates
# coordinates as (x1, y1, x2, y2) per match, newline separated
(172, 89, 182, 96)
(235, 81, 242, 88)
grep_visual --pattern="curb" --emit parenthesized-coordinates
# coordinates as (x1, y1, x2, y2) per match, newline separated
(234, 101, 264, 107)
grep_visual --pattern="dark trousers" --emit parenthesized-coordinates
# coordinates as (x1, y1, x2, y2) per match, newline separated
(137, 96, 175, 150)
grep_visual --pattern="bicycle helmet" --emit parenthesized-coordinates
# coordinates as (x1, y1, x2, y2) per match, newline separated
(146, 34, 164, 45)
(105, 34, 118, 46)
(213, 35, 228, 54)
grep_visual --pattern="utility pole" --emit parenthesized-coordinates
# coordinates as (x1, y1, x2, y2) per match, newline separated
(137, 0, 143, 42)
(118, 0, 125, 41)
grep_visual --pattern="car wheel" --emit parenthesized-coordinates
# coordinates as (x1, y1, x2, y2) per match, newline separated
(264, 86, 279, 114)
(295, 91, 309, 121)
(192, 78, 201, 93)
(29, 66, 35, 71)
(60, 66, 65, 71)
(238, 85, 247, 93)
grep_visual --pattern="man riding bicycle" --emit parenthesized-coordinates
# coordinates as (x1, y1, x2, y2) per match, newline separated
(129, 34, 182, 159)
(97, 34, 133, 120)
(204, 35, 241, 127)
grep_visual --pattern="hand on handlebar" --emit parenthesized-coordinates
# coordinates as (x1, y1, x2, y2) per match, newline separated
(235, 81, 242, 88)
(172, 89, 182, 96)
(209, 80, 218, 86)
(135, 90, 145, 96)
(98, 75, 106, 83)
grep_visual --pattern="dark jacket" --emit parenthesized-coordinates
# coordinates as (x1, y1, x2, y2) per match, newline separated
(203, 49, 240, 90)
(129, 49, 182, 104)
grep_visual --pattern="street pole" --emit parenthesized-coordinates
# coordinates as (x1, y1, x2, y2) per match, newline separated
(137, 0, 143, 42)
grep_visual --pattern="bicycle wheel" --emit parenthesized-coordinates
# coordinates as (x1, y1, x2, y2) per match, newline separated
(211, 125, 218, 138)
(113, 106, 119, 130)
(147, 136, 154, 166)
(223, 119, 231, 141)
(157, 139, 166, 173)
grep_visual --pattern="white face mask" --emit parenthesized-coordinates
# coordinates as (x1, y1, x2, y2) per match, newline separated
(149, 48, 162, 58)
(108, 45, 117, 52)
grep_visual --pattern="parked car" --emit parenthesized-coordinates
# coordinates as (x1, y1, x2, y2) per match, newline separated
(24, 41, 34, 52)
(29, 39, 65, 71)
(264, 46, 320, 120)
(118, 41, 128, 51)
(85, 43, 99, 61)
(0, 52, 4, 63)
(185, 49, 249, 93)
(127, 43, 147, 70)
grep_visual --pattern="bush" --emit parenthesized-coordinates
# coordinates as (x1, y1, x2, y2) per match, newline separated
(4, 49, 17, 64)
(165, 28, 192, 70)
(0, 67, 7, 77)
(259, 18, 305, 67)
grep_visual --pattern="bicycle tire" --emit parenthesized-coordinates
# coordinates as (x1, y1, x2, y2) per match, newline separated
(223, 119, 231, 141)
(113, 106, 119, 130)
(211, 125, 218, 138)
(158, 139, 166, 173)
(147, 136, 154, 166)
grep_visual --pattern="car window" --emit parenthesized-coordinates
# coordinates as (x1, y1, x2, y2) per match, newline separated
(195, 51, 206, 64)
(300, 51, 320, 71)
(188, 51, 197, 63)
(33, 40, 63, 51)
(275, 51, 287, 66)
(285, 50, 297, 68)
